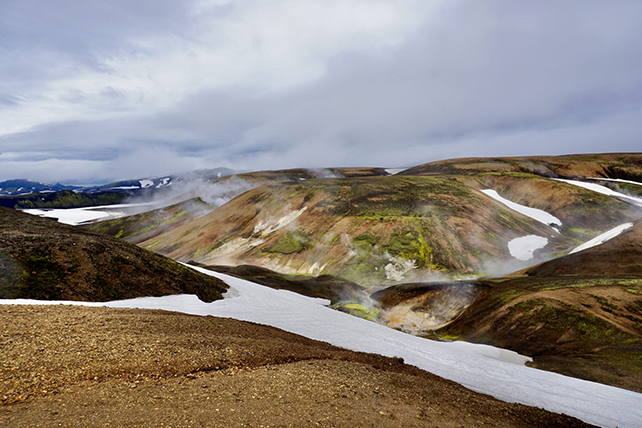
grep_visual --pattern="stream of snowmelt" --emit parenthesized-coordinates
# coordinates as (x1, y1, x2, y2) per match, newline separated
(2, 267, 641, 427)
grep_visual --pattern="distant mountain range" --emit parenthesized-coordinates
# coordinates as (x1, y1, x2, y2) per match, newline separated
(0, 168, 236, 208)
(0, 179, 78, 196)
(0, 167, 236, 196)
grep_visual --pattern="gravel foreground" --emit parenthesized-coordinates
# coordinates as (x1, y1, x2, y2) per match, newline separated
(0, 305, 594, 427)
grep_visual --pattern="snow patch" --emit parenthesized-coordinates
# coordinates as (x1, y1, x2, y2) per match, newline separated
(587, 177, 642, 187)
(156, 177, 171, 188)
(139, 179, 154, 188)
(22, 202, 157, 225)
(570, 223, 633, 254)
(508, 235, 548, 260)
(481, 189, 562, 228)
(555, 179, 642, 207)
(385, 168, 407, 175)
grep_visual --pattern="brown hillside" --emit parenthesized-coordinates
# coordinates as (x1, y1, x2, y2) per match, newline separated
(0, 207, 227, 302)
(438, 276, 642, 393)
(522, 219, 642, 277)
(400, 153, 642, 180)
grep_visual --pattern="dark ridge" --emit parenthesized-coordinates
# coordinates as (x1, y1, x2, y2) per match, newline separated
(190, 263, 365, 304)
(0, 207, 227, 302)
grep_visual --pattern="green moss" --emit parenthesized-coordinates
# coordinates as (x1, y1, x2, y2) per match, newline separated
(512, 299, 637, 345)
(381, 226, 444, 271)
(333, 302, 381, 321)
(12, 251, 66, 299)
(264, 231, 310, 254)
(355, 233, 378, 247)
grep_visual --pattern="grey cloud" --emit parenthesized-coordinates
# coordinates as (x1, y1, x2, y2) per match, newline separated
(1, 1, 641, 183)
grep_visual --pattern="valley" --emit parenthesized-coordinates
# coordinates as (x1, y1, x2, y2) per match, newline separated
(2, 153, 642, 426)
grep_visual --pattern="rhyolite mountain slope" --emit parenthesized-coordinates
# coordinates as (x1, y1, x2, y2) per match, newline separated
(0, 207, 227, 302)
(399, 153, 642, 180)
(433, 273, 642, 393)
(88, 154, 642, 285)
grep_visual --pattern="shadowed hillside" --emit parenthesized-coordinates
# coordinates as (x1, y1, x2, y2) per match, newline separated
(0, 207, 227, 302)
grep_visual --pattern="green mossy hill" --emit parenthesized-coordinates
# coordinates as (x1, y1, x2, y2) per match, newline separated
(288, 175, 476, 218)
(0, 190, 127, 209)
(193, 263, 365, 305)
(400, 153, 642, 181)
(438, 275, 642, 393)
(84, 198, 211, 244)
(235, 167, 388, 183)
(0, 207, 227, 302)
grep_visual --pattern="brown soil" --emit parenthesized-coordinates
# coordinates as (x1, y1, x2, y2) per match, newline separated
(0, 305, 594, 428)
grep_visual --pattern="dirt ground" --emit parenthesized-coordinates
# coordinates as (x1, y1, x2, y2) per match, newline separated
(0, 305, 594, 427)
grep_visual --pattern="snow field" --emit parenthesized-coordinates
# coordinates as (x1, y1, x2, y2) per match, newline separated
(481, 189, 562, 227)
(22, 202, 157, 226)
(2, 267, 641, 428)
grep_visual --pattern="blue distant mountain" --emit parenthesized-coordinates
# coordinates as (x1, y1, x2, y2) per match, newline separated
(0, 179, 79, 196)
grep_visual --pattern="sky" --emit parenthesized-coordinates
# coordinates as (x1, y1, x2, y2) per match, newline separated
(0, 0, 641, 185)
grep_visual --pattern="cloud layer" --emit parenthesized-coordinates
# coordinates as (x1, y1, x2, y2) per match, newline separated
(1, 0, 641, 184)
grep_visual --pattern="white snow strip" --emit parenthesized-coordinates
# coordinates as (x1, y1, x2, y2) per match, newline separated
(22, 207, 116, 225)
(587, 177, 642, 187)
(22, 202, 157, 225)
(385, 168, 407, 175)
(508, 235, 549, 261)
(139, 179, 154, 188)
(482, 189, 562, 227)
(555, 179, 642, 207)
(570, 223, 634, 254)
(2, 267, 641, 428)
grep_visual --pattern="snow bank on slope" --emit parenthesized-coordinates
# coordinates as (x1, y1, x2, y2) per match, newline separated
(385, 168, 408, 175)
(481, 189, 562, 228)
(588, 177, 642, 187)
(508, 235, 548, 260)
(22, 202, 155, 226)
(555, 179, 642, 207)
(2, 268, 642, 428)
(570, 223, 634, 254)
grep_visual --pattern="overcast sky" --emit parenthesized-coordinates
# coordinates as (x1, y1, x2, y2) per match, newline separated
(1, 0, 640, 184)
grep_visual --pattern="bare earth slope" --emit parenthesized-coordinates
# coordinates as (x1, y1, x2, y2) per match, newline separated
(0, 207, 227, 302)
(438, 276, 642, 393)
(0, 305, 593, 428)
(399, 153, 642, 180)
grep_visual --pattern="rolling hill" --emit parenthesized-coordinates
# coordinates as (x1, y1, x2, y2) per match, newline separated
(85, 154, 642, 286)
(0, 206, 227, 302)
